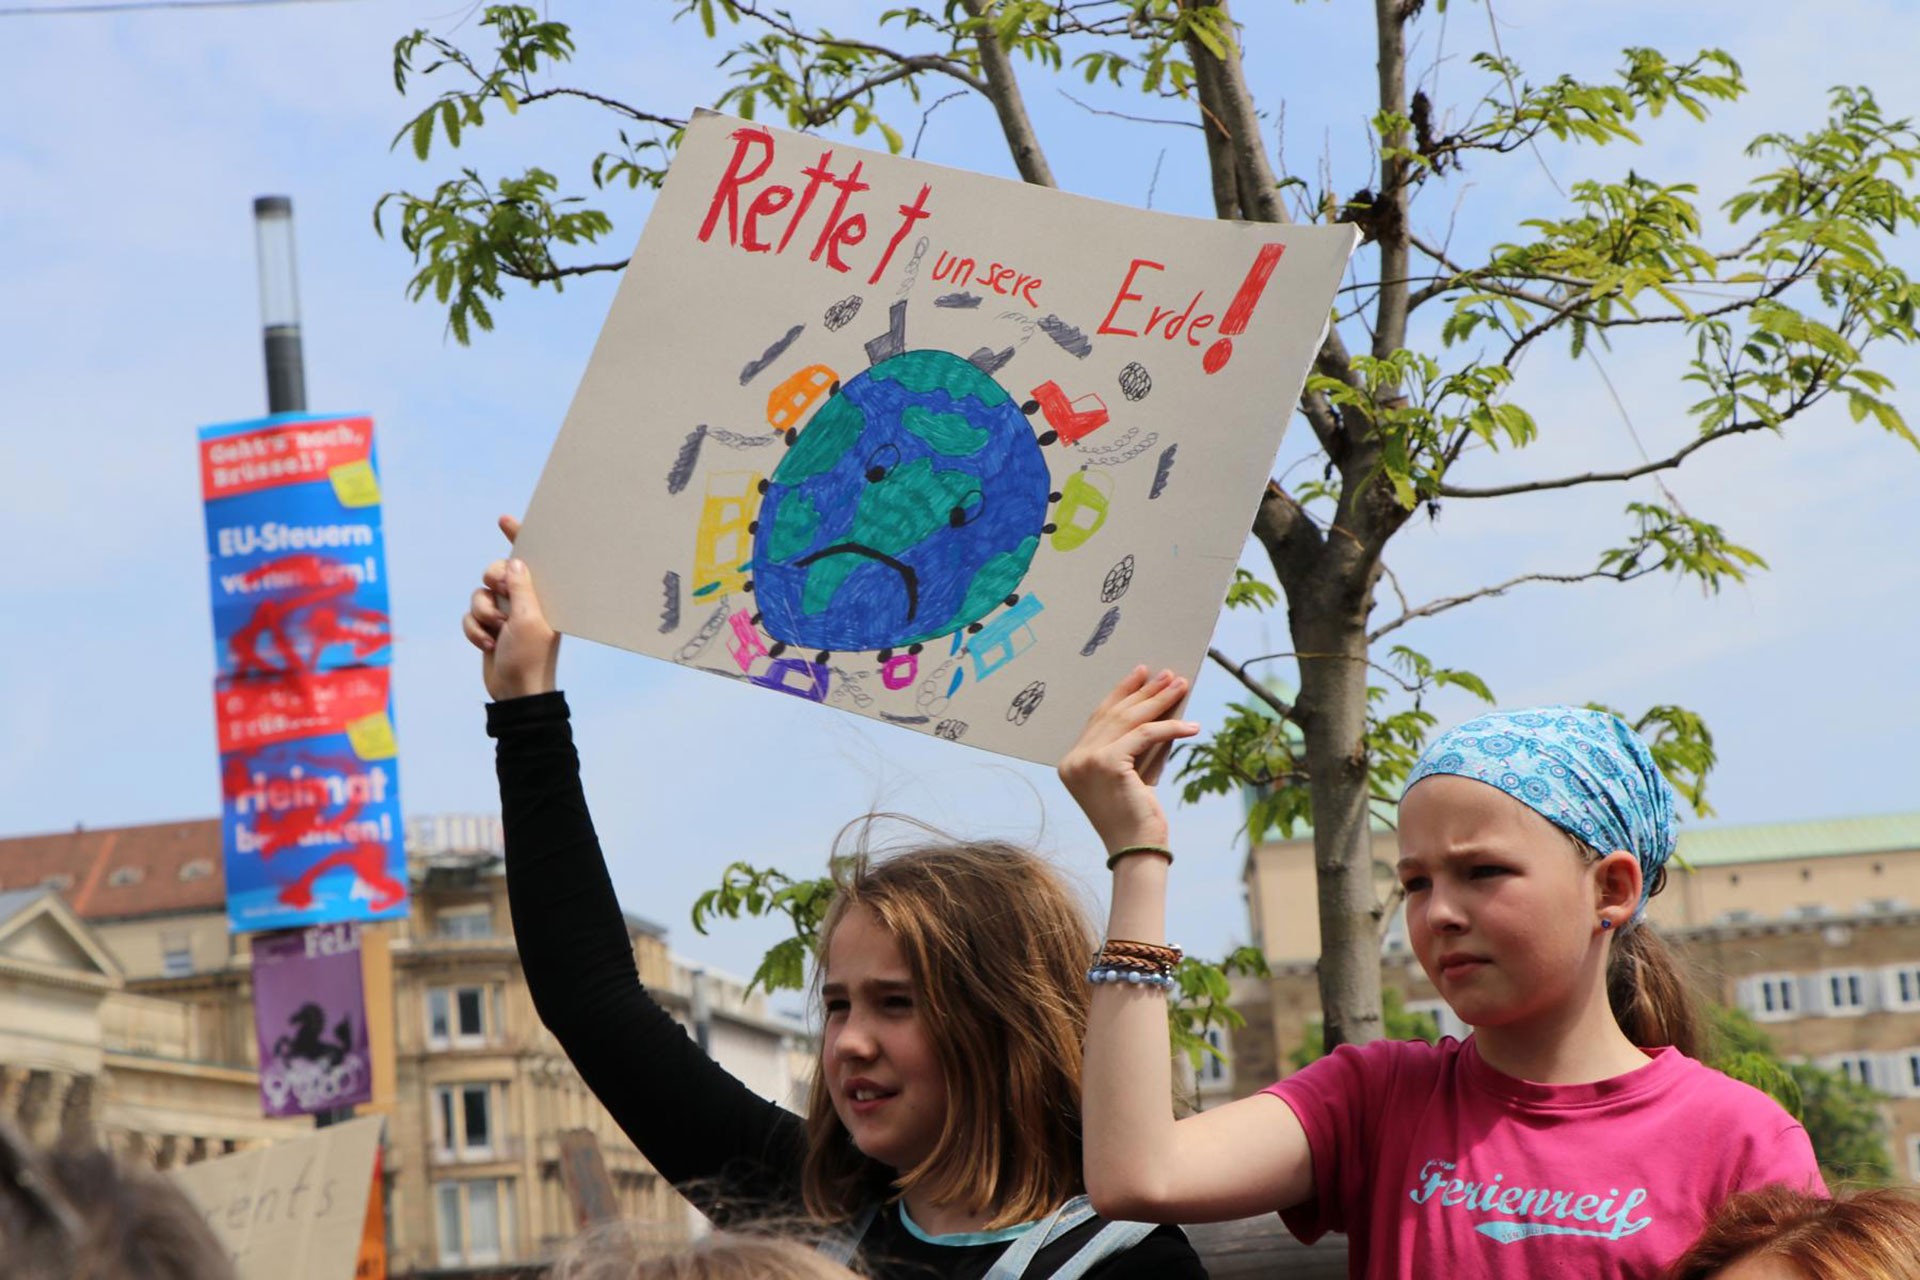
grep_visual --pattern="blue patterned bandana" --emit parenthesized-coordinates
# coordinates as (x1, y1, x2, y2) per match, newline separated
(1402, 706, 1677, 922)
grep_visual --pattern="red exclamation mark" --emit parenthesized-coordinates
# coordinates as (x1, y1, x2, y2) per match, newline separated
(1203, 242, 1286, 375)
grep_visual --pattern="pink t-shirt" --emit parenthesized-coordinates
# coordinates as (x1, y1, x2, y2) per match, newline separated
(1264, 1036, 1824, 1279)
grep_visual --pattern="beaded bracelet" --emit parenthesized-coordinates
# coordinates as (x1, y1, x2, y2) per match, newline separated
(1106, 843, 1174, 870)
(1088, 964, 1177, 990)
(1087, 937, 1183, 992)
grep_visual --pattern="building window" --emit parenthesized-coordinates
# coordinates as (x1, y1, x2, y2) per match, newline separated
(1909, 1135, 1920, 1181)
(435, 1178, 511, 1267)
(1823, 970, 1869, 1015)
(433, 1083, 498, 1160)
(161, 941, 193, 978)
(1749, 974, 1798, 1021)
(1833, 1055, 1876, 1090)
(426, 985, 496, 1048)
(435, 907, 494, 940)
(1196, 1027, 1230, 1087)
(1903, 1051, 1920, 1098)
(1885, 965, 1920, 1010)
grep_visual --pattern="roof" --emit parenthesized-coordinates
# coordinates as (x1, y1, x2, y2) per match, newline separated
(1675, 811, 1920, 868)
(0, 886, 54, 923)
(0, 819, 225, 919)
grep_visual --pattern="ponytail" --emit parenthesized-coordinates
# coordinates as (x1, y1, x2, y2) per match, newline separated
(1607, 919, 1705, 1057)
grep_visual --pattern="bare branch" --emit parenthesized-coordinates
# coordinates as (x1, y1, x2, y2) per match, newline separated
(1368, 565, 1654, 642)
(1058, 88, 1202, 130)
(1233, 648, 1429, 695)
(1435, 420, 1769, 498)
(911, 89, 968, 157)
(1208, 648, 1297, 721)
(513, 87, 683, 127)
(504, 258, 629, 283)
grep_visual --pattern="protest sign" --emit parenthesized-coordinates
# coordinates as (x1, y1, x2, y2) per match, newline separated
(251, 923, 374, 1118)
(516, 113, 1358, 764)
(214, 668, 407, 931)
(200, 413, 407, 931)
(201, 414, 390, 679)
(170, 1115, 382, 1280)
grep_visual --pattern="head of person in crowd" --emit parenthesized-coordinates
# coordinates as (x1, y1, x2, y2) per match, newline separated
(551, 1221, 861, 1279)
(0, 1123, 236, 1280)
(1665, 1184, 1920, 1279)
(1397, 705, 1705, 1059)
(800, 822, 1098, 1229)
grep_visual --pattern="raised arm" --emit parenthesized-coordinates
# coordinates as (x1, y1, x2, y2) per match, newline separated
(1060, 668, 1318, 1223)
(467, 520, 802, 1214)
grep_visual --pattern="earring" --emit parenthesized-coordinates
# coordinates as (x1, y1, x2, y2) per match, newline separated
(1599, 918, 1614, 931)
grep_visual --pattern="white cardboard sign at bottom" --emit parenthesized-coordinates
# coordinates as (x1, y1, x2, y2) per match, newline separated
(168, 1115, 381, 1280)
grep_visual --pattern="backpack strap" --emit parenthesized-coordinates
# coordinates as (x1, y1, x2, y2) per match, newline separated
(1041, 1216, 1159, 1280)
(984, 1195, 1158, 1280)
(813, 1203, 878, 1267)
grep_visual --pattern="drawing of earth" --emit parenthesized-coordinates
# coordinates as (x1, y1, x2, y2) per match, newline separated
(750, 349, 1051, 654)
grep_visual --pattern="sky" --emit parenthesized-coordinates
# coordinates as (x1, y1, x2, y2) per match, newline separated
(4, 0, 1917, 986)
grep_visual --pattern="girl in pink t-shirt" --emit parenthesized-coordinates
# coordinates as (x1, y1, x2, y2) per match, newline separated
(1060, 669, 1824, 1280)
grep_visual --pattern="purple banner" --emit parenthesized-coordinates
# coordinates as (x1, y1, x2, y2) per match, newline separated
(251, 923, 373, 1118)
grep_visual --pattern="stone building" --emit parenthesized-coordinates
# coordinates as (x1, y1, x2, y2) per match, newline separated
(0, 815, 809, 1274)
(1233, 811, 1920, 1182)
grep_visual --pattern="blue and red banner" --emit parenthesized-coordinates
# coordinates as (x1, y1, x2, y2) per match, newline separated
(200, 413, 408, 932)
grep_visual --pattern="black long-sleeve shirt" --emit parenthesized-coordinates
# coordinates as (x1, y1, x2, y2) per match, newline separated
(489, 692, 1206, 1280)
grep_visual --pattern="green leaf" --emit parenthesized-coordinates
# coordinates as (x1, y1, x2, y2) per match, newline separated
(409, 109, 434, 161)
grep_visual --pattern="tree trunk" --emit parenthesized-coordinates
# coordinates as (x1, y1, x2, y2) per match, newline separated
(960, 0, 1056, 188)
(1370, 0, 1412, 356)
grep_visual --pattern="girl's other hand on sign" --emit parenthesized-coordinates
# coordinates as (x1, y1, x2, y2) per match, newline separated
(463, 514, 561, 701)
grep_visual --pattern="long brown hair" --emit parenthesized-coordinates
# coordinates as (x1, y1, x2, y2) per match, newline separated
(1567, 837, 1706, 1057)
(801, 826, 1094, 1229)
(1665, 1184, 1920, 1280)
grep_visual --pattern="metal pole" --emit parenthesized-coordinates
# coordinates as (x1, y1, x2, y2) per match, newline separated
(252, 196, 306, 414)
(253, 196, 336, 1130)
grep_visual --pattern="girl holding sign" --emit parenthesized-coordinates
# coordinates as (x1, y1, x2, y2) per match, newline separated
(1062, 670, 1825, 1278)
(464, 521, 1204, 1280)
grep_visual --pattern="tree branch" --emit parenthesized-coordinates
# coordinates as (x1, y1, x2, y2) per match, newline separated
(513, 87, 683, 127)
(959, 0, 1056, 185)
(1058, 88, 1202, 130)
(502, 258, 629, 283)
(1208, 648, 1297, 721)
(1370, 0, 1412, 358)
(1368, 565, 1654, 642)
(1436, 420, 1767, 498)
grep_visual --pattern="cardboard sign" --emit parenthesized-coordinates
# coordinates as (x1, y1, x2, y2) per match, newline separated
(518, 112, 1358, 763)
(170, 1116, 382, 1280)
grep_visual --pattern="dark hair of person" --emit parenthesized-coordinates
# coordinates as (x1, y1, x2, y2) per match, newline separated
(0, 1123, 236, 1280)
